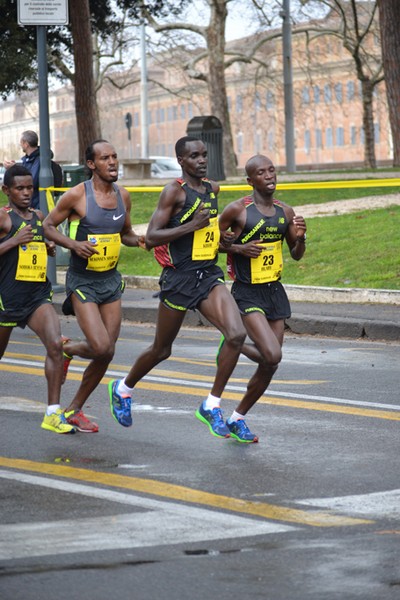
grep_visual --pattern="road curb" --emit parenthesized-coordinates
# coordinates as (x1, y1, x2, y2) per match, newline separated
(120, 275, 400, 306)
(54, 272, 400, 341)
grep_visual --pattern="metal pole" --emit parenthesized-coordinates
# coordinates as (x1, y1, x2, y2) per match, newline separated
(281, 0, 296, 173)
(140, 21, 149, 158)
(37, 25, 59, 288)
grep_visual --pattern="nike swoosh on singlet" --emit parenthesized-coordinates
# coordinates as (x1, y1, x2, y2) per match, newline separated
(113, 214, 124, 220)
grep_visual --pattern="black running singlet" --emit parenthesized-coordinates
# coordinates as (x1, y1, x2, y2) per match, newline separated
(0, 208, 50, 306)
(227, 197, 289, 284)
(154, 179, 219, 271)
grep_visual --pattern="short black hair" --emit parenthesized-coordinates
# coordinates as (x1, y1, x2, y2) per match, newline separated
(3, 164, 32, 187)
(85, 139, 110, 163)
(175, 136, 203, 158)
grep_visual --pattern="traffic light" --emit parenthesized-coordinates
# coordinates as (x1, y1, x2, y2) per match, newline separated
(125, 112, 132, 129)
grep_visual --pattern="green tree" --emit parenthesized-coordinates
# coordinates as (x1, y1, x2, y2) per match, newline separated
(0, 0, 188, 162)
(377, 0, 400, 166)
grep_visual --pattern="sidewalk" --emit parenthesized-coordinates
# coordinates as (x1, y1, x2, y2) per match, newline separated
(53, 275, 400, 342)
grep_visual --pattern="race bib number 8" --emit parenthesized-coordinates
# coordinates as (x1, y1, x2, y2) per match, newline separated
(16, 242, 47, 282)
(250, 241, 283, 284)
(192, 217, 220, 260)
(86, 233, 121, 272)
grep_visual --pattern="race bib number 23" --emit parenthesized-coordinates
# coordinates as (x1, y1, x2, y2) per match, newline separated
(250, 240, 283, 284)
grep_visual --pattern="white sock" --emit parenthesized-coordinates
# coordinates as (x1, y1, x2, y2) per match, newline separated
(117, 379, 133, 396)
(203, 393, 220, 410)
(228, 410, 244, 424)
(46, 404, 60, 416)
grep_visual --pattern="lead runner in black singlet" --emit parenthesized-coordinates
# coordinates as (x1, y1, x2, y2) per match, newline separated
(108, 137, 247, 440)
(218, 154, 307, 442)
(43, 140, 145, 433)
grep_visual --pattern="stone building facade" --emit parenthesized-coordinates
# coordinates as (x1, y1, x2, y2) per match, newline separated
(0, 18, 390, 173)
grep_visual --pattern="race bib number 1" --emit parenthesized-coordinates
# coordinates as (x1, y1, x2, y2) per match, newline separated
(86, 233, 121, 272)
(250, 241, 283, 284)
(16, 242, 47, 282)
(192, 217, 220, 260)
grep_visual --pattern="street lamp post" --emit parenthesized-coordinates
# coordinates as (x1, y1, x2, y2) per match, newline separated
(281, 0, 296, 173)
(140, 20, 149, 159)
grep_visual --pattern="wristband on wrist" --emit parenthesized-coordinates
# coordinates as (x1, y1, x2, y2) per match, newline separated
(296, 233, 307, 243)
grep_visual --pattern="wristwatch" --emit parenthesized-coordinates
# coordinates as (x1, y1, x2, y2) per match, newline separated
(296, 233, 307, 243)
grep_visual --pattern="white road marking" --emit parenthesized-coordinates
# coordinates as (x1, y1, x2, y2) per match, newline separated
(0, 470, 295, 560)
(2, 357, 400, 412)
(298, 489, 400, 519)
(0, 397, 43, 412)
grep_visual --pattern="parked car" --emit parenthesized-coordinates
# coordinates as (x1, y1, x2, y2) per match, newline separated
(150, 156, 181, 179)
(0, 165, 5, 183)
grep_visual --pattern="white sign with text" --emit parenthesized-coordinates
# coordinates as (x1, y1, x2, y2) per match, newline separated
(18, 0, 68, 26)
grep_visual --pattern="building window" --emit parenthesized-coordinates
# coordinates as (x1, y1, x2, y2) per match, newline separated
(180, 104, 186, 120)
(237, 131, 243, 153)
(236, 94, 243, 113)
(133, 112, 139, 127)
(147, 110, 152, 125)
(350, 126, 357, 145)
(255, 131, 261, 153)
(266, 91, 274, 109)
(324, 84, 332, 103)
(227, 96, 232, 111)
(326, 127, 333, 147)
(374, 123, 380, 143)
(347, 81, 355, 101)
(316, 128, 322, 149)
(255, 92, 261, 111)
(302, 87, 310, 104)
(336, 127, 344, 146)
(268, 132, 274, 151)
(156, 108, 165, 123)
(334, 83, 342, 103)
(360, 126, 365, 144)
(313, 85, 320, 104)
(304, 130, 311, 153)
(188, 103, 193, 118)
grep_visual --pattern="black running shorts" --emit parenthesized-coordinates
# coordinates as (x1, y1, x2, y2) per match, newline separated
(0, 281, 53, 329)
(231, 280, 291, 321)
(62, 269, 125, 315)
(159, 265, 225, 311)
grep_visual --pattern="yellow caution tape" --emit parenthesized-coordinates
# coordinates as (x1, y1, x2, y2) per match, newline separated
(40, 178, 400, 196)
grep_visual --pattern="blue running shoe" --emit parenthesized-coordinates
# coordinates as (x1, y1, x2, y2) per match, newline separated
(226, 419, 259, 443)
(195, 402, 230, 438)
(108, 379, 132, 427)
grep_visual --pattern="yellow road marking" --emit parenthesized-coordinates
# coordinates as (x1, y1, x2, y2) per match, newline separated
(1, 365, 399, 421)
(113, 366, 325, 386)
(0, 457, 372, 528)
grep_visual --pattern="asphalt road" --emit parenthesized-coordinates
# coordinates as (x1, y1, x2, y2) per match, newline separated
(0, 317, 399, 600)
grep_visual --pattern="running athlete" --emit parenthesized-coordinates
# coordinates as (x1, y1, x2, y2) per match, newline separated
(0, 165, 75, 434)
(108, 136, 246, 438)
(43, 140, 145, 433)
(218, 154, 307, 442)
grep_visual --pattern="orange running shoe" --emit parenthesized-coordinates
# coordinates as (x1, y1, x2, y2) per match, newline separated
(64, 409, 99, 433)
